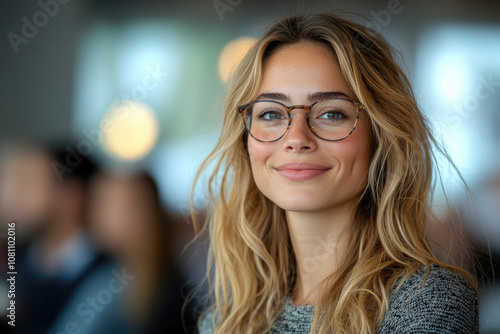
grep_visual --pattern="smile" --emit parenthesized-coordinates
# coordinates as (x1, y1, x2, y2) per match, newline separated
(274, 162, 330, 181)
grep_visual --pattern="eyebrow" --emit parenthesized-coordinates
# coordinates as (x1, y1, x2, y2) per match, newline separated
(255, 91, 351, 102)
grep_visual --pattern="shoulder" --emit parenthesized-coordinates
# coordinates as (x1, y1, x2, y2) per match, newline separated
(379, 263, 479, 334)
(388, 263, 477, 308)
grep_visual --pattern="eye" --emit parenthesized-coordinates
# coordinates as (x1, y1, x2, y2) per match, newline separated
(318, 110, 347, 120)
(258, 109, 286, 120)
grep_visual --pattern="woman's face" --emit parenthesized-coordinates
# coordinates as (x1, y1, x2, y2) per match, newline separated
(247, 42, 373, 214)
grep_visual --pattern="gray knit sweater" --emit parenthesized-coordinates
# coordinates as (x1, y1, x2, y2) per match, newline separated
(198, 264, 479, 333)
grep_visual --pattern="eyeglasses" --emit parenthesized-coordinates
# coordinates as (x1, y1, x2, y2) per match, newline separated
(236, 98, 364, 142)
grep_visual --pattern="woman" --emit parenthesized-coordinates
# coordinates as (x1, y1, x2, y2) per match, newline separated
(192, 11, 479, 333)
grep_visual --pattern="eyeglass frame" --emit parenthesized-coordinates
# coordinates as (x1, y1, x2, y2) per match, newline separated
(236, 97, 365, 143)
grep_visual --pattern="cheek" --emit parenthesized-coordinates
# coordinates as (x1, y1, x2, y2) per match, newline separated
(350, 145, 372, 187)
(331, 122, 372, 185)
(247, 140, 273, 185)
(345, 130, 373, 185)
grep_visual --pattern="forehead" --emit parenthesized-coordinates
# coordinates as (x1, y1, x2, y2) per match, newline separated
(258, 42, 350, 101)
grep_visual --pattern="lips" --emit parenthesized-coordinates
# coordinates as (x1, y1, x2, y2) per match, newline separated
(274, 162, 330, 181)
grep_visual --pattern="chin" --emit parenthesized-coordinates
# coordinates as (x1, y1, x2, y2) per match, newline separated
(271, 196, 329, 213)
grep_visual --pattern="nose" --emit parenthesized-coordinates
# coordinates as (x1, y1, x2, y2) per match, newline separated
(282, 110, 317, 153)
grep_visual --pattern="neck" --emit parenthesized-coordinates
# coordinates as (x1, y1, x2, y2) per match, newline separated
(286, 204, 353, 306)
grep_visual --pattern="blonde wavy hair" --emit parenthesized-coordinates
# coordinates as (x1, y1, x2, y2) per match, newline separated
(190, 11, 476, 334)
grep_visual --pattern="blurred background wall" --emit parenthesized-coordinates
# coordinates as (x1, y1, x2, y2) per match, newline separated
(1, 0, 499, 333)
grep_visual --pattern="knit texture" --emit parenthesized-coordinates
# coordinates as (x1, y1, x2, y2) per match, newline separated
(198, 263, 479, 333)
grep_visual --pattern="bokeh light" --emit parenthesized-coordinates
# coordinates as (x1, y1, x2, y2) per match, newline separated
(102, 100, 159, 161)
(218, 36, 256, 83)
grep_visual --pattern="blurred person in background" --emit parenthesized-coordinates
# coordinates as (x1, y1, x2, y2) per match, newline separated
(0, 140, 55, 332)
(50, 171, 196, 333)
(0, 140, 106, 333)
(0, 141, 57, 246)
